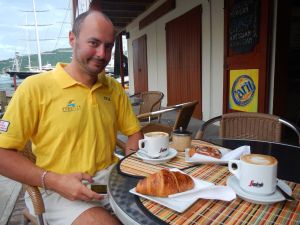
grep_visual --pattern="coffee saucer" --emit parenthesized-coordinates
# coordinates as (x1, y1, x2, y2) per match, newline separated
(227, 176, 291, 204)
(136, 148, 178, 164)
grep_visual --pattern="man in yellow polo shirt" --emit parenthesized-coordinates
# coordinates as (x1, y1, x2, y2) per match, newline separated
(0, 10, 142, 225)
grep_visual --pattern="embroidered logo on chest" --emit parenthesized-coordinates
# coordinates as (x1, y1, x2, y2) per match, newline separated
(62, 100, 81, 112)
(0, 120, 10, 132)
(103, 96, 111, 101)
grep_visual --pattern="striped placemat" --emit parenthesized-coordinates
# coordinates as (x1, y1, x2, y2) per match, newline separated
(119, 140, 224, 177)
(140, 164, 300, 225)
(119, 151, 191, 177)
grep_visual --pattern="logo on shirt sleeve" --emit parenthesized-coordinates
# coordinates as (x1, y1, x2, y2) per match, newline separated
(0, 120, 10, 132)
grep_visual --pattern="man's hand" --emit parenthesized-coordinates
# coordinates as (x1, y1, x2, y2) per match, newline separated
(125, 131, 143, 155)
(0, 148, 103, 202)
(45, 172, 104, 201)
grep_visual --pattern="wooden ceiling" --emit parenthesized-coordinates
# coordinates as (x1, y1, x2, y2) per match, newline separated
(88, 0, 158, 31)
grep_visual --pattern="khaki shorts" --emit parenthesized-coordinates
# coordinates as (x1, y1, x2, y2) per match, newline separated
(25, 164, 115, 225)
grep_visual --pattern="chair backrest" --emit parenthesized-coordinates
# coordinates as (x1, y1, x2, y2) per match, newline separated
(137, 101, 198, 134)
(138, 91, 164, 114)
(115, 100, 198, 153)
(220, 112, 282, 142)
(172, 101, 198, 130)
(0, 91, 8, 113)
(196, 112, 300, 145)
(20, 142, 46, 223)
(22, 141, 36, 163)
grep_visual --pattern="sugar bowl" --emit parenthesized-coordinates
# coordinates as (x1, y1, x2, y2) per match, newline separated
(172, 127, 192, 152)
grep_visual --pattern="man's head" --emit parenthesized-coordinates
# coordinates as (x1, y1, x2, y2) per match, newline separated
(69, 10, 115, 77)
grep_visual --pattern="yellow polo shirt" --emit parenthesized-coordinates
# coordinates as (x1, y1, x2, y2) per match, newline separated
(0, 63, 140, 175)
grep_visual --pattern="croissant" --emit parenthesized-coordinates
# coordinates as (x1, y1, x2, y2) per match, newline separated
(136, 169, 194, 197)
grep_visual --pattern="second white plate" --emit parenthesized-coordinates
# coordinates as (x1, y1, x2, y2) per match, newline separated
(227, 175, 290, 204)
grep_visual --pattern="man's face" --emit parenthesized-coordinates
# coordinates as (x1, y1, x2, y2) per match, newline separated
(70, 14, 115, 76)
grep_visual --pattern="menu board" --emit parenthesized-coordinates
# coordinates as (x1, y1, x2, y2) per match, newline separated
(229, 0, 260, 53)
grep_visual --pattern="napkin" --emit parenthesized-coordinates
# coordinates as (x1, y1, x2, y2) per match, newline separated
(188, 145, 251, 162)
(180, 185, 236, 201)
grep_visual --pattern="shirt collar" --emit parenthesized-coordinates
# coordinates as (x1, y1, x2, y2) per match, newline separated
(53, 63, 108, 89)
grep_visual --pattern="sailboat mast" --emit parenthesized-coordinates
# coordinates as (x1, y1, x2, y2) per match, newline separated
(32, 0, 42, 70)
(15, 52, 20, 72)
(25, 14, 32, 70)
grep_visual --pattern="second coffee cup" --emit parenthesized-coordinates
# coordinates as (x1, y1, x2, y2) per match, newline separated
(228, 154, 278, 195)
(138, 132, 169, 158)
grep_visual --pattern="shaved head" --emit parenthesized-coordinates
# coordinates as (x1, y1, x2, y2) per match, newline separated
(72, 10, 115, 38)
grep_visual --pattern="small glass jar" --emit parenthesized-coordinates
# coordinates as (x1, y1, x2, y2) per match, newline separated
(172, 127, 192, 152)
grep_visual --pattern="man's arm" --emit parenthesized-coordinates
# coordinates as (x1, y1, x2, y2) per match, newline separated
(0, 148, 102, 201)
(0, 148, 45, 186)
(125, 131, 143, 155)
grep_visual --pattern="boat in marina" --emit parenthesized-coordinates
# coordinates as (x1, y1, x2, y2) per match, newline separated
(7, 70, 41, 79)
(5, 52, 51, 79)
(7, 0, 54, 80)
(6, 61, 53, 79)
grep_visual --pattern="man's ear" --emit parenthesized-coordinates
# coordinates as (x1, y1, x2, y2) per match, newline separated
(69, 31, 76, 47)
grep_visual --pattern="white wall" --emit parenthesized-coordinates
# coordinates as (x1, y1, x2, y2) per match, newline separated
(126, 0, 224, 120)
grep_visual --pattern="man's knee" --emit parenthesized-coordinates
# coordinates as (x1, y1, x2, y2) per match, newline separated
(72, 207, 121, 225)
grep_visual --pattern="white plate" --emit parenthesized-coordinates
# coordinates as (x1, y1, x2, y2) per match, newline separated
(136, 148, 178, 164)
(185, 145, 251, 164)
(227, 176, 291, 204)
(185, 147, 230, 164)
(130, 173, 214, 213)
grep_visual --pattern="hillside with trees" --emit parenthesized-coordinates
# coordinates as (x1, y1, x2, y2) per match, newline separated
(0, 48, 72, 73)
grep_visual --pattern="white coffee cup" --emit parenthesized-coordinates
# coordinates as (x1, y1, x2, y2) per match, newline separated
(138, 132, 169, 158)
(228, 154, 278, 195)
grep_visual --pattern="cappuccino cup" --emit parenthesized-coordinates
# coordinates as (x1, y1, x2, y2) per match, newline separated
(228, 154, 278, 195)
(138, 132, 169, 158)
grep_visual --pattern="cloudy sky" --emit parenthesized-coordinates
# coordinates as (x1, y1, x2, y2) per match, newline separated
(0, 0, 74, 61)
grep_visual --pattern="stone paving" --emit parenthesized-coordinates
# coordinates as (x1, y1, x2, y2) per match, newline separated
(0, 176, 22, 225)
(6, 187, 32, 225)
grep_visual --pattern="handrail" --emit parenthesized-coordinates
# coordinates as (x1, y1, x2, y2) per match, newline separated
(171, 101, 195, 109)
(137, 101, 197, 124)
(279, 118, 300, 145)
(137, 107, 177, 123)
(279, 119, 300, 135)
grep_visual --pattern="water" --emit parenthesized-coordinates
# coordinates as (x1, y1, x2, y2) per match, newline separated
(0, 74, 23, 97)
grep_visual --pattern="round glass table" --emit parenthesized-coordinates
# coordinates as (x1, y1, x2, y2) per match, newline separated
(108, 138, 300, 225)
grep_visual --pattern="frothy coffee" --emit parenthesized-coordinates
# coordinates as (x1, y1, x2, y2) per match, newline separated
(145, 132, 168, 138)
(241, 154, 277, 166)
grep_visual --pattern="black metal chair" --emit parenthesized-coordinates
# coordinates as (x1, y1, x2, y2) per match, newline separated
(116, 101, 198, 153)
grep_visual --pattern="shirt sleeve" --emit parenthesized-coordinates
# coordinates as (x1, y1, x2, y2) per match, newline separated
(0, 79, 38, 151)
(114, 81, 141, 136)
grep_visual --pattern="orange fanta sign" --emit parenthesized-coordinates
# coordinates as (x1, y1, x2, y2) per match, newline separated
(229, 69, 259, 112)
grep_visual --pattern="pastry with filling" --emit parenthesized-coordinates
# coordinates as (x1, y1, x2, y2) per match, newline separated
(189, 145, 222, 159)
